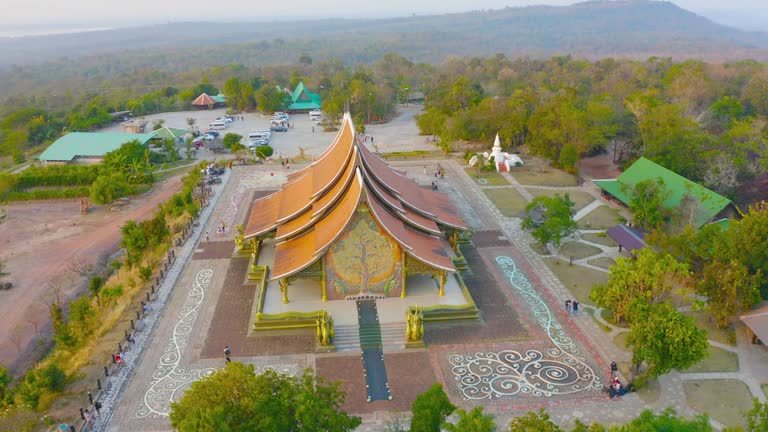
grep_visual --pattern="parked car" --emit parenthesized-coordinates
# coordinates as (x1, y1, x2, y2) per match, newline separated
(205, 130, 220, 138)
(270, 125, 288, 132)
(193, 138, 205, 147)
(201, 133, 215, 141)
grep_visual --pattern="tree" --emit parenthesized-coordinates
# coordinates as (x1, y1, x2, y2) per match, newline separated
(0, 366, 10, 401)
(152, 119, 166, 131)
(558, 143, 579, 173)
(443, 407, 495, 432)
(222, 133, 243, 150)
(697, 260, 761, 328)
(410, 383, 456, 432)
(90, 173, 131, 205)
(625, 178, 670, 230)
(615, 408, 711, 432)
(745, 398, 768, 432)
(625, 300, 708, 377)
(254, 145, 273, 160)
(255, 84, 289, 114)
(185, 117, 197, 133)
(591, 248, 691, 323)
(522, 194, 576, 251)
(89, 275, 104, 307)
(508, 409, 562, 432)
(170, 363, 360, 432)
(703, 153, 738, 196)
(0, 258, 8, 280)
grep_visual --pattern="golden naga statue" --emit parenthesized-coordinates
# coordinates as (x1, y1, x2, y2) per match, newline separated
(316, 310, 335, 347)
(233, 224, 245, 250)
(406, 306, 425, 343)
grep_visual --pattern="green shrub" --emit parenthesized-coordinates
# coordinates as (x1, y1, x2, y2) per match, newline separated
(139, 266, 153, 282)
(90, 173, 131, 205)
(15, 165, 101, 188)
(5, 187, 90, 201)
(101, 285, 124, 301)
(15, 364, 66, 408)
(255, 145, 273, 159)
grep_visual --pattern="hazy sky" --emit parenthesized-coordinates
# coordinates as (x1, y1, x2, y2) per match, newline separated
(4, 0, 768, 31)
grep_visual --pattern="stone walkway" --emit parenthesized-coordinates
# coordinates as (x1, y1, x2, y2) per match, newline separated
(443, 158, 767, 430)
(101, 156, 767, 431)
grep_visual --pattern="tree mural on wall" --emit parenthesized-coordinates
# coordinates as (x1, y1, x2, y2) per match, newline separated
(327, 207, 399, 298)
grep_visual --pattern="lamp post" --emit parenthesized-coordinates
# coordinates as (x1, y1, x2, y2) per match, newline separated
(404, 87, 409, 106)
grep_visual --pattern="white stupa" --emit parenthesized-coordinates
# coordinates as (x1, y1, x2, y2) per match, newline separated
(468, 133, 523, 172)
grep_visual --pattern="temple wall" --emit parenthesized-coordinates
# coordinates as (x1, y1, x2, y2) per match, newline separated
(325, 206, 403, 299)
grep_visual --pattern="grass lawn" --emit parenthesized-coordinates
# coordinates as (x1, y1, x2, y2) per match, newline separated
(683, 346, 739, 373)
(684, 310, 737, 346)
(155, 160, 197, 182)
(529, 242, 550, 256)
(527, 189, 595, 211)
(684, 379, 752, 428)
(464, 168, 509, 186)
(558, 241, 603, 259)
(590, 310, 612, 332)
(508, 159, 578, 186)
(543, 257, 607, 306)
(577, 206, 626, 229)
(601, 308, 629, 328)
(483, 188, 530, 217)
(581, 232, 618, 247)
(613, 331, 629, 350)
(588, 257, 616, 270)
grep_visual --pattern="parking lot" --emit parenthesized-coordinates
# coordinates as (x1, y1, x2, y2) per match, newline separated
(101, 105, 433, 160)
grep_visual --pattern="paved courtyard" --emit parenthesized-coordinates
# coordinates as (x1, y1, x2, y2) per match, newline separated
(100, 131, 768, 431)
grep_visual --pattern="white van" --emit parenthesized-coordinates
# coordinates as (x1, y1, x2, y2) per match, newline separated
(309, 110, 322, 120)
(209, 120, 227, 130)
(248, 131, 270, 144)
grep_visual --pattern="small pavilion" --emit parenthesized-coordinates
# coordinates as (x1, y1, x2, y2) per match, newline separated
(242, 114, 473, 328)
(192, 93, 223, 110)
(286, 81, 322, 112)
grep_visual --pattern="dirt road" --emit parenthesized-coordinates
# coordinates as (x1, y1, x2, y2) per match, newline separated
(0, 175, 184, 372)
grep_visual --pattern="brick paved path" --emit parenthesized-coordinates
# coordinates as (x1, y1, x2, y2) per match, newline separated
(103, 160, 768, 432)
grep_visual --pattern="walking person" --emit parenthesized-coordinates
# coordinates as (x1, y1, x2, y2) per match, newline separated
(572, 301, 579, 316)
(565, 299, 572, 315)
(84, 409, 93, 430)
(224, 345, 232, 364)
(93, 400, 102, 418)
(423, 165, 427, 175)
(205, 231, 209, 242)
(610, 361, 618, 380)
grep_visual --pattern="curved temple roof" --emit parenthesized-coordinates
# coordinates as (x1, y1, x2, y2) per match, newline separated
(244, 113, 467, 280)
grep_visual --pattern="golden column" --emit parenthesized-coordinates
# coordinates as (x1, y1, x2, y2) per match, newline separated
(438, 271, 446, 297)
(321, 257, 328, 302)
(400, 250, 407, 298)
(279, 278, 289, 304)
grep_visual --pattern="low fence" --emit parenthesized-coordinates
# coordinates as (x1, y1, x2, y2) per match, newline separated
(65, 188, 213, 432)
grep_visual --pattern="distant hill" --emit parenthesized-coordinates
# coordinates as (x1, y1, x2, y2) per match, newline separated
(0, 1, 766, 92)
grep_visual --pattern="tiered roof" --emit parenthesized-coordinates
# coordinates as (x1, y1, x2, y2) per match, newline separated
(287, 81, 322, 111)
(244, 113, 466, 281)
(192, 93, 217, 106)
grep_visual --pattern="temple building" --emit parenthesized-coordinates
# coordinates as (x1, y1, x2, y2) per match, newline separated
(241, 114, 474, 330)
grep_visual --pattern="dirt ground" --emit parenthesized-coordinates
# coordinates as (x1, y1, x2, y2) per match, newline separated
(0, 175, 184, 374)
(578, 153, 622, 179)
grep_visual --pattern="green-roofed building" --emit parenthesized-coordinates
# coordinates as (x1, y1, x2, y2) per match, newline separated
(150, 126, 190, 142)
(38, 132, 153, 165)
(286, 81, 322, 112)
(594, 157, 737, 228)
(212, 94, 226, 104)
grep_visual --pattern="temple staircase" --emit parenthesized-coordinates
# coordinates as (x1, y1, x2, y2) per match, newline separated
(333, 322, 405, 352)
(356, 300, 392, 401)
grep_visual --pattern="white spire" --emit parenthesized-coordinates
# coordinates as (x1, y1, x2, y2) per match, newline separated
(493, 133, 501, 149)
